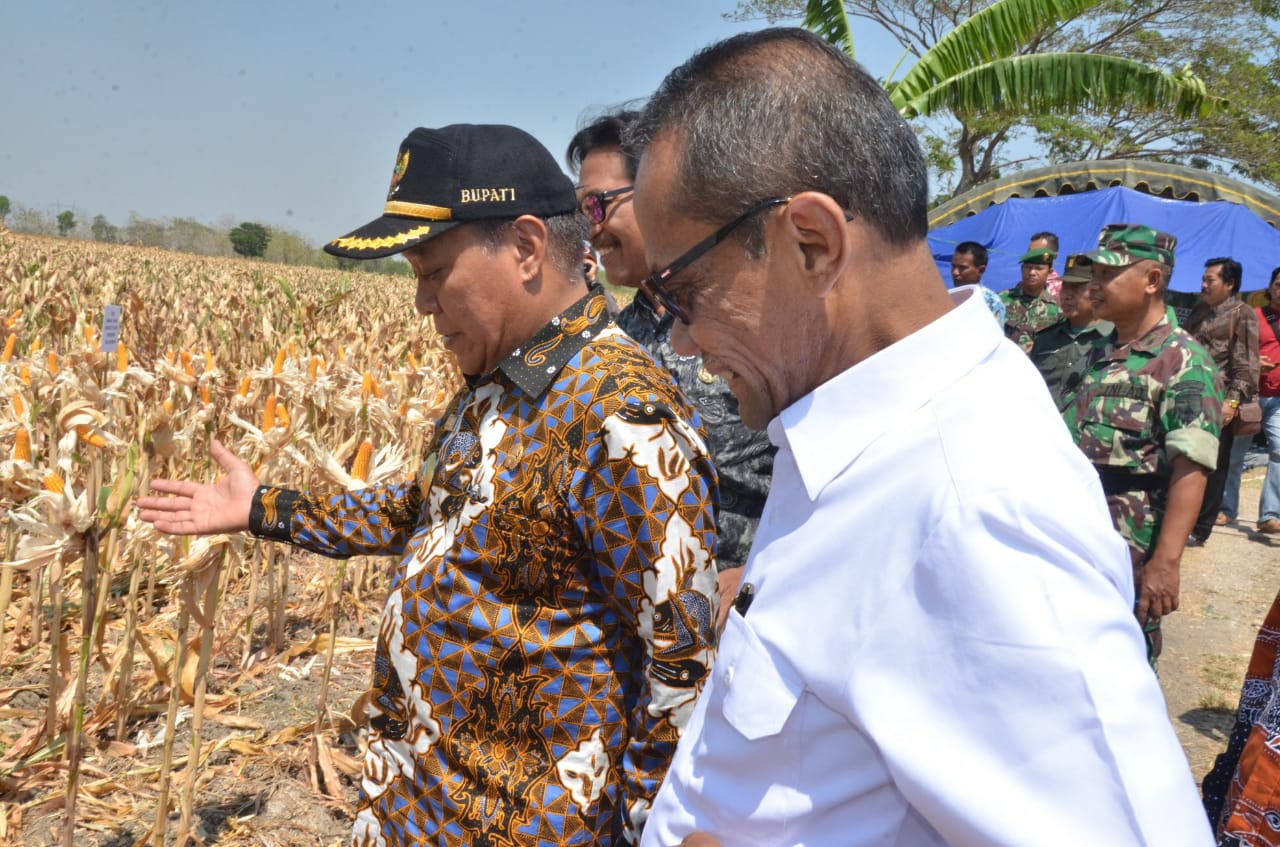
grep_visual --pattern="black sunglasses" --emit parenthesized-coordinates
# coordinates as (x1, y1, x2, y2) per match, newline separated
(639, 196, 790, 323)
(578, 185, 634, 225)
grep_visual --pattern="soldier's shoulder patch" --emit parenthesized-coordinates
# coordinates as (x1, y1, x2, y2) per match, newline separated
(1171, 379, 1205, 422)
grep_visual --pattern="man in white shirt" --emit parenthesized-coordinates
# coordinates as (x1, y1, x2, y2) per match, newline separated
(624, 27, 1212, 847)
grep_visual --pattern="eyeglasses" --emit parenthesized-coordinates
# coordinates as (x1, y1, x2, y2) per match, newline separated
(639, 196, 790, 324)
(578, 185, 634, 225)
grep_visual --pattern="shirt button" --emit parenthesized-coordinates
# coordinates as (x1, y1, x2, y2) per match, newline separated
(725, 665, 735, 686)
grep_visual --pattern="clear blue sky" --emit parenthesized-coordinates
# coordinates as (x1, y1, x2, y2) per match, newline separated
(3, 2, 903, 247)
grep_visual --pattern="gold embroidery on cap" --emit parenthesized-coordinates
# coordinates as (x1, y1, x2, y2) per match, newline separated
(387, 149, 410, 200)
(328, 224, 434, 252)
(459, 187, 517, 204)
(383, 201, 452, 220)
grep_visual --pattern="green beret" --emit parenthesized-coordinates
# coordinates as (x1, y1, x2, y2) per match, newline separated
(1019, 247, 1056, 265)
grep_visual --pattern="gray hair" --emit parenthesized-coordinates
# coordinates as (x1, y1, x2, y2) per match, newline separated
(475, 212, 589, 282)
(624, 27, 928, 253)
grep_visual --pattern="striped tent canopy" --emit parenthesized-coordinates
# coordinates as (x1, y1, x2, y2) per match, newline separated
(928, 161, 1280, 297)
(930, 159, 1280, 230)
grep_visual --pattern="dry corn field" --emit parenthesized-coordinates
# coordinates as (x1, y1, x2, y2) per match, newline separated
(0, 229, 459, 845)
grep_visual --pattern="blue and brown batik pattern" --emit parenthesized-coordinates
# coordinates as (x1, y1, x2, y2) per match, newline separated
(615, 292, 774, 570)
(248, 291, 720, 847)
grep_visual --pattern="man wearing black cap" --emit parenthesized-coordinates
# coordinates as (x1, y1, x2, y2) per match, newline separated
(138, 124, 720, 846)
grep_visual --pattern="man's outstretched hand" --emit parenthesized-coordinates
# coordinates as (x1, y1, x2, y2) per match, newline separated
(137, 439, 259, 535)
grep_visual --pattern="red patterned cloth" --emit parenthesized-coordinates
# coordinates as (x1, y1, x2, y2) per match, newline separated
(1204, 591, 1280, 845)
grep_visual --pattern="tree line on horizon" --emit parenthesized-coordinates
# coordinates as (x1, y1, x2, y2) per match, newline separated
(0, 195, 412, 276)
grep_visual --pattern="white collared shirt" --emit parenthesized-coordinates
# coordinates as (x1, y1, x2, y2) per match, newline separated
(642, 289, 1212, 847)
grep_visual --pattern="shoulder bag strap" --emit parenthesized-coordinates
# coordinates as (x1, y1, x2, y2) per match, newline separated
(1264, 305, 1280, 345)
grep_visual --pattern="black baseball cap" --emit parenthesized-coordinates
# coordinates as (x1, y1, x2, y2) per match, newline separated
(325, 124, 579, 259)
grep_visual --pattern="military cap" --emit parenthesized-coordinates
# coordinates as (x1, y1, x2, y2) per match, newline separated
(1084, 223, 1177, 268)
(1061, 252, 1093, 284)
(1019, 247, 1056, 265)
(325, 124, 579, 259)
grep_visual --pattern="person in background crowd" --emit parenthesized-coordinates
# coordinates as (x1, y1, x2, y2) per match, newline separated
(582, 241, 621, 314)
(1183, 258, 1259, 545)
(1001, 245, 1062, 352)
(567, 110, 776, 627)
(1064, 225, 1223, 668)
(624, 27, 1213, 847)
(1224, 265, 1280, 533)
(1030, 252, 1113, 411)
(1029, 230, 1063, 301)
(139, 124, 720, 846)
(949, 240, 1005, 326)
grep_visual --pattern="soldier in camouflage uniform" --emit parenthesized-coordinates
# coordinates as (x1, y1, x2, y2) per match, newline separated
(1030, 252, 1114, 411)
(1064, 224, 1223, 664)
(1001, 246, 1063, 352)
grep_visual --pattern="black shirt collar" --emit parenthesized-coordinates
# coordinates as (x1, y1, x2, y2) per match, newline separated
(467, 287, 613, 398)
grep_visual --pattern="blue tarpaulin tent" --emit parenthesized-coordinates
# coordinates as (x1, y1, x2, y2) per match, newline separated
(929, 185, 1280, 294)
(926, 161, 1280, 297)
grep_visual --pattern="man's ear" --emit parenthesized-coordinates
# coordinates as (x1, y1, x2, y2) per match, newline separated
(780, 192, 851, 297)
(1143, 262, 1165, 296)
(510, 215, 549, 282)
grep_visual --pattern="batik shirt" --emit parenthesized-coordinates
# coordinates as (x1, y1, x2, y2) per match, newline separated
(1183, 296, 1260, 406)
(1030, 319, 1114, 411)
(1000, 284, 1063, 353)
(249, 290, 720, 847)
(1203, 590, 1280, 845)
(1063, 316, 1222, 563)
(615, 292, 774, 570)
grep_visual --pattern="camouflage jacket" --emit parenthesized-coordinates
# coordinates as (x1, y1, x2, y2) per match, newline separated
(1030, 319, 1114, 411)
(1063, 316, 1223, 560)
(615, 292, 775, 570)
(1000, 284, 1063, 353)
(1182, 296, 1260, 405)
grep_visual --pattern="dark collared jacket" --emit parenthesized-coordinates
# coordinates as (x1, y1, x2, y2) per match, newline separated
(615, 291, 775, 571)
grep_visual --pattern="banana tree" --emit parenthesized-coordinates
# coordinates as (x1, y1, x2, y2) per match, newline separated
(804, 0, 1222, 190)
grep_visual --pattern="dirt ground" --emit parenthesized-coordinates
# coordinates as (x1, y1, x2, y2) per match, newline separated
(1162, 466, 1280, 783)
